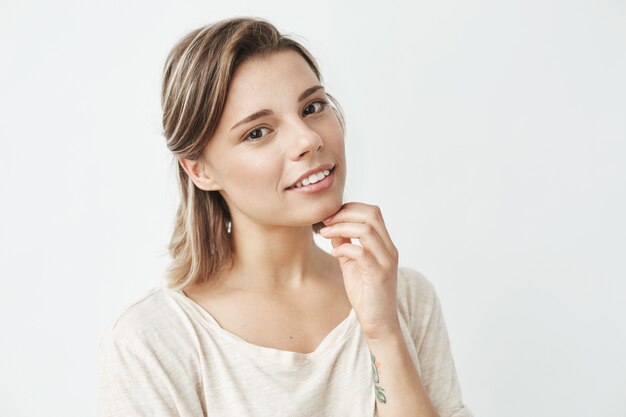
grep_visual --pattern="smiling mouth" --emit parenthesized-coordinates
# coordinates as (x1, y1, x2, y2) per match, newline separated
(286, 166, 335, 190)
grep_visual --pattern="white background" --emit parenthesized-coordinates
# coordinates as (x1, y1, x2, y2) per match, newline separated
(1, 0, 625, 416)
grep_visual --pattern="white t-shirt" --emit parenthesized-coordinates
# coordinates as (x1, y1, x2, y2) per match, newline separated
(98, 266, 473, 417)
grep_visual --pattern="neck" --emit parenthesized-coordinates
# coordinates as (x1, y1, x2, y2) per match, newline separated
(219, 216, 331, 292)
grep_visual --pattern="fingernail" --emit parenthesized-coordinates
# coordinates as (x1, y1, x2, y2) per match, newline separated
(320, 226, 331, 234)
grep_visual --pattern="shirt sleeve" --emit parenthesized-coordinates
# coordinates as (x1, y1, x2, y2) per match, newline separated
(417, 287, 474, 417)
(98, 328, 206, 417)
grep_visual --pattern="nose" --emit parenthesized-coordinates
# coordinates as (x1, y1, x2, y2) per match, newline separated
(287, 119, 323, 160)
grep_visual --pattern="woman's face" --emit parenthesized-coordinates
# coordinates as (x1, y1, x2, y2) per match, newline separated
(198, 49, 346, 229)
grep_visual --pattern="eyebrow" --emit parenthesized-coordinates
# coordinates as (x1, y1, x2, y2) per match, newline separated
(230, 85, 325, 131)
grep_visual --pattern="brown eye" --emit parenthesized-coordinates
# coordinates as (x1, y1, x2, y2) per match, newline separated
(243, 127, 270, 142)
(303, 99, 328, 116)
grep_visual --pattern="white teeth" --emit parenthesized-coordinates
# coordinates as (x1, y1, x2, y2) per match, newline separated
(291, 167, 333, 189)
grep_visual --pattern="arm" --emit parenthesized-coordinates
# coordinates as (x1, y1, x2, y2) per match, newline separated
(366, 329, 440, 417)
(320, 204, 472, 416)
(365, 287, 473, 417)
(321, 204, 436, 416)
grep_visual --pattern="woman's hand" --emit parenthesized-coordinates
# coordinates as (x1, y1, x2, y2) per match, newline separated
(320, 202, 401, 341)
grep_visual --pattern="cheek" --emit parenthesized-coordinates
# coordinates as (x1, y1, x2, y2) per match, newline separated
(322, 114, 345, 143)
(223, 154, 281, 193)
(323, 124, 345, 156)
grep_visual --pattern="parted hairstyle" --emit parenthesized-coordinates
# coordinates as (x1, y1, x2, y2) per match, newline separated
(160, 17, 346, 290)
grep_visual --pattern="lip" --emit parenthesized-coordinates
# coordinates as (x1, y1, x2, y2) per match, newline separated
(285, 163, 335, 190)
(286, 167, 335, 193)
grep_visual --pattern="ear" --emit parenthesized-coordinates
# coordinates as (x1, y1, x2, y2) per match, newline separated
(178, 156, 223, 191)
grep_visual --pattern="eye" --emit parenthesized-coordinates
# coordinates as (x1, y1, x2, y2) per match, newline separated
(303, 99, 329, 116)
(243, 126, 271, 142)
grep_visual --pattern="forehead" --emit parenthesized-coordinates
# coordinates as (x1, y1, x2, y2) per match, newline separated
(223, 50, 320, 114)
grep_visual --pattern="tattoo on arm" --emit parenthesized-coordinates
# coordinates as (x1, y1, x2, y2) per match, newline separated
(370, 351, 387, 404)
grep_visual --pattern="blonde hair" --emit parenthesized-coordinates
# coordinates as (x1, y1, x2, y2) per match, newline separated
(161, 17, 346, 290)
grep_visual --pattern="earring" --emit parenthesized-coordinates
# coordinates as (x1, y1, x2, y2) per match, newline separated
(227, 219, 232, 234)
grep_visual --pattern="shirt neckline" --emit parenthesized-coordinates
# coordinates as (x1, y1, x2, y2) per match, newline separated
(164, 286, 358, 365)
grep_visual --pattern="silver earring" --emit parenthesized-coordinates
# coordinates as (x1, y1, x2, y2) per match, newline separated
(227, 219, 232, 234)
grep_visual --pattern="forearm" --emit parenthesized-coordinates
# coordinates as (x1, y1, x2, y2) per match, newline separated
(366, 330, 440, 417)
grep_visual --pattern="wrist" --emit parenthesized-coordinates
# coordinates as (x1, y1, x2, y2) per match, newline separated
(362, 318, 403, 343)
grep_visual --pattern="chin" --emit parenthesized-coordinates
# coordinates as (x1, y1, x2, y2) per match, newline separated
(311, 200, 343, 234)
(326, 195, 344, 215)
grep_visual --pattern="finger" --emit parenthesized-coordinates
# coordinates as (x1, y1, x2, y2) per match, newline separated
(323, 202, 397, 260)
(330, 236, 350, 250)
(330, 243, 379, 272)
(321, 222, 393, 267)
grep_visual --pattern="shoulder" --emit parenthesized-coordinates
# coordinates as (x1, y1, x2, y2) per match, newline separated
(397, 266, 437, 311)
(396, 266, 440, 339)
(100, 286, 180, 350)
(98, 287, 207, 408)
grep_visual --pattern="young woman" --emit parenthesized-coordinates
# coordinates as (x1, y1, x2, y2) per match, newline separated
(98, 17, 473, 417)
